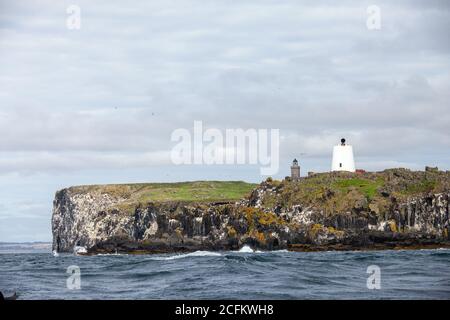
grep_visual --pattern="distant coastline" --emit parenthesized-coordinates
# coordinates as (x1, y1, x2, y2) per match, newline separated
(0, 242, 52, 253)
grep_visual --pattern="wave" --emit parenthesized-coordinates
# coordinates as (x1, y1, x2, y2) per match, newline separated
(73, 246, 87, 255)
(236, 245, 289, 254)
(151, 250, 222, 261)
(237, 245, 256, 253)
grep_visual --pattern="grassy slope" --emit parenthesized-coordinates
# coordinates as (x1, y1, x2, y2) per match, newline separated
(331, 177, 384, 199)
(259, 169, 450, 216)
(68, 181, 257, 211)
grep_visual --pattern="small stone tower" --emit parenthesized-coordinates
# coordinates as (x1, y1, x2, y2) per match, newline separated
(291, 158, 300, 181)
(331, 138, 356, 172)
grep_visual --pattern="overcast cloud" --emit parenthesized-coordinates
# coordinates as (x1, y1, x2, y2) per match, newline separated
(0, 0, 449, 241)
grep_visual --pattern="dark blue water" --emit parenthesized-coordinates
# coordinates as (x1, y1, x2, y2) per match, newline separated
(1, 247, 449, 299)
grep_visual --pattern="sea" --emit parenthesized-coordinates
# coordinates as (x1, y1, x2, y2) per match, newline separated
(0, 244, 449, 300)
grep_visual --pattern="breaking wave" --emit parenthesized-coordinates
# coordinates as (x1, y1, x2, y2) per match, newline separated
(237, 245, 255, 253)
(151, 250, 222, 260)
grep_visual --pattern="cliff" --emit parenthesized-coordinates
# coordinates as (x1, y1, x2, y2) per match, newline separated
(52, 169, 450, 254)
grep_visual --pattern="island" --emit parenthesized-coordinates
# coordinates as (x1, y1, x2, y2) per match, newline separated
(52, 168, 450, 254)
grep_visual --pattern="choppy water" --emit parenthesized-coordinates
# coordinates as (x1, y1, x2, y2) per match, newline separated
(1, 247, 449, 299)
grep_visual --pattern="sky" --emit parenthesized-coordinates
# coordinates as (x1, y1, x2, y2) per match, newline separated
(0, 0, 449, 242)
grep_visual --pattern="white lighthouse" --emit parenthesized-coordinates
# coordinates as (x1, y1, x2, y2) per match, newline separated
(331, 138, 356, 172)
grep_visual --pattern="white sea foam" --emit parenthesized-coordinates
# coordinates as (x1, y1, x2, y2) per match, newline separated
(238, 245, 255, 253)
(236, 246, 289, 253)
(153, 250, 222, 260)
(420, 247, 450, 252)
(73, 246, 87, 255)
(52, 250, 59, 257)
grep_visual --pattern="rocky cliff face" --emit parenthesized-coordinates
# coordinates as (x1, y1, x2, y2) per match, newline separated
(52, 170, 450, 254)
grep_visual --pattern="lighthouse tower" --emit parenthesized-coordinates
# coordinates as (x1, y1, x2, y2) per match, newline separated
(291, 158, 300, 181)
(331, 138, 356, 172)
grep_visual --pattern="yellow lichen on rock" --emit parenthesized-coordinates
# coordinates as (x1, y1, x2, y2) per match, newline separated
(327, 226, 345, 237)
(309, 223, 323, 238)
(258, 212, 282, 226)
(388, 220, 398, 232)
(369, 203, 379, 214)
(254, 230, 266, 244)
(227, 226, 237, 238)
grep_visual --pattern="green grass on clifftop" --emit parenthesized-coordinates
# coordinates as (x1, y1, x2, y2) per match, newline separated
(332, 177, 384, 199)
(69, 181, 257, 211)
(258, 168, 450, 217)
